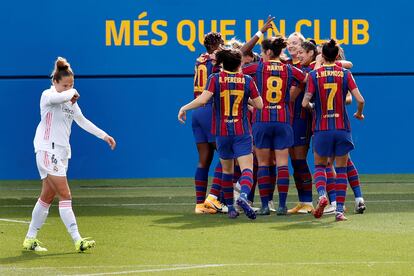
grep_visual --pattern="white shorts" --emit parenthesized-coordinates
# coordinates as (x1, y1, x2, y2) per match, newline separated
(36, 150, 69, 179)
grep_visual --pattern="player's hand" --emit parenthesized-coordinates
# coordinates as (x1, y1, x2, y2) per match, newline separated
(353, 112, 364, 120)
(104, 135, 116, 150)
(70, 90, 80, 104)
(178, 108, 186, 124)
(260, 15, 275, 33)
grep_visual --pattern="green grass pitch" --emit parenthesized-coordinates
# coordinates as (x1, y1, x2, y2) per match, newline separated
(0, 175, 413, 275)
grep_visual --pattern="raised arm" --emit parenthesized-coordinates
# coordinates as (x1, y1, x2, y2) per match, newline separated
(45, 89, 78, 105)
(240, 15, 275, 55)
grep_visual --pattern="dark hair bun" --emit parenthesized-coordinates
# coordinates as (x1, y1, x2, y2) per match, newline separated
(56, 57, 70, 71)
(328, 39, 337, 47)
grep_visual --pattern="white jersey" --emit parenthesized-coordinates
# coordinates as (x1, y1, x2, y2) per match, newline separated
(33, 86, 107, 158)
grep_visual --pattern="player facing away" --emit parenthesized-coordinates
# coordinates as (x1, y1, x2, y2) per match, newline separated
(242, 36, 307, 216)
(23, 57, 116, 252)
(192, 32, 226, 214)
(302, 39, 365, 221)
(178, 48, 263, 219)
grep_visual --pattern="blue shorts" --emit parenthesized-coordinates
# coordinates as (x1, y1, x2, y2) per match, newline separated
(313, 130, 354, 157)
(253, 122, 293, 150)
(192, 104, 215, 144)
(292, 117, 312, 147)
(216, 135, 253, 160)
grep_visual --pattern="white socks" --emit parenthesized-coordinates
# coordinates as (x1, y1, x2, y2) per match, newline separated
(59, 200, 81, 242)
(26, 198, 50, 239)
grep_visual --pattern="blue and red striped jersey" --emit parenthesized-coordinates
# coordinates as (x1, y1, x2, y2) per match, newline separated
(205, 71, 260, 136)
(243, 60, 306, 123)
(306, 64, 357, 131)
(193, 53, 219, 99)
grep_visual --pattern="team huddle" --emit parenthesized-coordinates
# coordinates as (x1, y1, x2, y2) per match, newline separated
(178, 16, 366, 222)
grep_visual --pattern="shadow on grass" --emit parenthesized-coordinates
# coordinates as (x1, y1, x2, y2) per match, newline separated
(0, 251, 78, 265)
(148, 211, 339, 230)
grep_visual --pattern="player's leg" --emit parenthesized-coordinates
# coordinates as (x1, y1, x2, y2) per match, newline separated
(334, 155, 349, 221)
(192, 106, 217, 213)
(312, 131, 333, 219)
(194, 142, 215, 213)
(255, 148, 272, 215)
(273, 123, 294, 216)
(347, 157, 366, 214)
(252, 122, 272, 215)
(334, 130, 355, 221)
(23, 177, 55, 251)
(220, 158, 238, 218)
(236, 152, 256, 220)
(288, 145, 313, 214)
(267, 152, 277, 212)
(275, 148, 290, 215)
(324, 160, 337, 215)
(204, 160, 228, 213)
(47, 173, 95, 252)
(230, 134, 256, 220)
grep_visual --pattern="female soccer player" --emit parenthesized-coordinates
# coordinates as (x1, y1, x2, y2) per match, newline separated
(302, 39, 365, 221)
(178, 48, 263, 219)
(242, 36, 307, 216)
(192, 32, 225, 214)
(287, 40, 318, 215)
(23, 57, 116, 252)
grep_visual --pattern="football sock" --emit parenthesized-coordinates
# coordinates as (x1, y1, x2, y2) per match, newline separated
(335, 167, 348, 213)
(26, 198, 50, 239)
(195, 167, 209, 204)
(257, 166, 271, 207)
(209, 162, 222, 198)
(314, 165, 327, 197)
(222, 173, 234, 207)
(347, 159, 363, 198)
(326, 166, 336, 203)
(59, 200, 81, 242)
(277, 166, 289, 208)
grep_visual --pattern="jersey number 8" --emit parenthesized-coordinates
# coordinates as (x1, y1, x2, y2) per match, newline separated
(266, 76, 283, 104)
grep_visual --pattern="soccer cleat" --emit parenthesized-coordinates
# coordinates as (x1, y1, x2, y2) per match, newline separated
(23, 238, 47, 252)
(313, 196, 328, 219)
(195, 203, 217, 214)
(276, 206, 288, 216)
(268, 200, 276, 212)
(323, 204, 336, 215)
(204, 195, 228, 213)
(288, 203, 304, 214)
(335, 212, 348, 221)
(236, 197, 256, 220)
(355, 199, 366, 214)
(256, 206, 271, 216)
(227, 208, 240, 219)
(75, 237, 96, 252)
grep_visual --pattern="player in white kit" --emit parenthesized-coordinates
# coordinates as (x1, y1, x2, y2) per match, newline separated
(23, 57, 116, 252)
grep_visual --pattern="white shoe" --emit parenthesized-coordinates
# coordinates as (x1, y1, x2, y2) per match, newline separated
(324, 204, 336, 215)
(268, 200, 276, 212)
(355, 197, 366, 214)
(233, 181, 241, 202)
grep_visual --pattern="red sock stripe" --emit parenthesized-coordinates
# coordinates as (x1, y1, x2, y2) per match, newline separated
(38, 198, 50, 208)
(59, 200, 72, 208)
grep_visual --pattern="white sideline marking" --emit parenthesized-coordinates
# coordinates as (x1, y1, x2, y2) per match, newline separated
(0, 199, 414, 209)
(61, 264, 224, 275)
(0, 218, 30, 224)
(1, 261, 411, 275)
